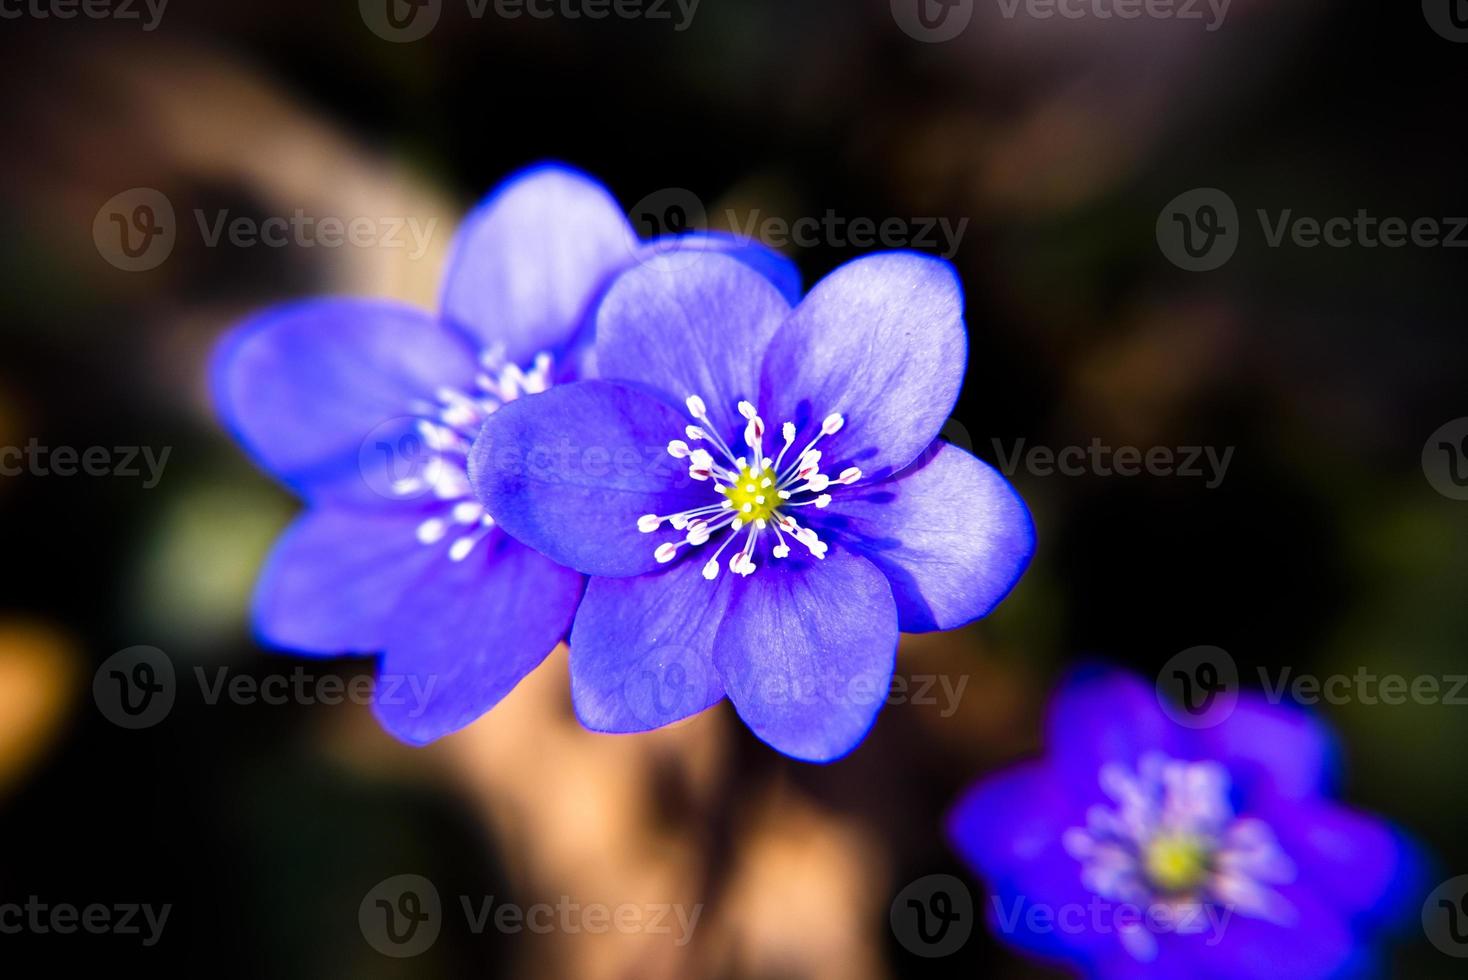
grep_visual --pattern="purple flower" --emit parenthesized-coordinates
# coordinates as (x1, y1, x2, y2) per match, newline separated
(210, 163, 799, 744)
(469, 250, 1035, 761)
(947, 668, 1422, 978)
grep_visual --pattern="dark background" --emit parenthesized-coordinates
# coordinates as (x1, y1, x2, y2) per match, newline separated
(1, 0, 1465, 976)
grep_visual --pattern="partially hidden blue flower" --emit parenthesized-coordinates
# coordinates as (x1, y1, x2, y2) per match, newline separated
(210, 163, 800, 744)
(469, 250, 1036, 761)
(947, 668, 1423, 978)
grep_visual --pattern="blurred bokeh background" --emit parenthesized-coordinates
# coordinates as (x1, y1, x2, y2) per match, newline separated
(2, 0, 1466, 975)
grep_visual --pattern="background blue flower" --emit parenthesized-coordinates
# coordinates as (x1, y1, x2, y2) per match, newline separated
(210, 163, 799, 744)
(947, 667, 1425, 979)
(471, 250, 1035, 761)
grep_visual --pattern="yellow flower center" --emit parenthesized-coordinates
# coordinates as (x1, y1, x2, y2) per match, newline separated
(718, 465, 781, 523)
(1143, 834, 1210, 893)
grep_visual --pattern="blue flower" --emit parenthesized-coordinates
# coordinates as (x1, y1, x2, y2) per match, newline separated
(947, 668, 1423, 978)
(210, 163, 800, 744)
(469, 250, 1035, 761)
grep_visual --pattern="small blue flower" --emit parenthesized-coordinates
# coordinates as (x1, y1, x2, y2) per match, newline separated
(210, 163, 800, 744)
(947, 668, 1423, 978)
(470, 250, 1035, 761)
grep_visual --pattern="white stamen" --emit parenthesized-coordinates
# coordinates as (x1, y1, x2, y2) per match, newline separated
(638, 514, 662, 533)
(655, 543, 679, 564)
(686, 395, 707, 418)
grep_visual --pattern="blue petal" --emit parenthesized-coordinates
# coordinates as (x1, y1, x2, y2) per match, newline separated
(595, 251, 792, 441)
(211, 299, 478, 506)
(815, 442, 1034, 632)
(713, 549, 897, 762)
(1046, 667, 1185, 791)
(252, 508, 445, 655)
(635, 231, 803, 305)
(568, 560, 732, 733)
(469, 380, 710, 577)
(1257, 798, 1420, 926)
(373, 533, 583, 744)
(440, 163, 639, 362)
(1200, 694, 1338, 801)
(1192, 883, 1353, 980)
(948, 763, 1116, 966)
(757, 253, 967, 482)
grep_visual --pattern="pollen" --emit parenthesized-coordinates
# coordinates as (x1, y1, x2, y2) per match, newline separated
(719, 465, 781, 523)
(1143, 833, 1210, 893)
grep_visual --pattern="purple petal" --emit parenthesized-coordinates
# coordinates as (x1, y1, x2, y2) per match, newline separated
(713, 549, 897, 762)
(252, 508, 445, 655)
(1193, 883, 1353, 980)
(568, 560, 732, 733)
(595, 251, 792, 441)
(440, 163, 638, 362)
(469, 380, 710, 577)
(1200, 695, 1338, 801)
(757, 253, 967, 482)
(635, 231, 803, 305)
(1256, 798, 1418, 923)
(1046, 667, 1184, 791)
(373, 534, 583, 744)
(816, 442, 1034, 632)
(211, 299, 478, 506)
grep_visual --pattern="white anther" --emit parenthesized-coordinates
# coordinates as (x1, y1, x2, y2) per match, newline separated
(686, 395, 707, 418)
(772, 544, 790, 558)
(448, 537, 477, 562)
(655, 543, 679, 564)
(687, 521, 711, 546)
(452, 501, 483, 523)
(685, 425, 706, 442)
(822, 413, 844, 435)
(702, 559, 720, 580)
(782, 422, 796, 444)
(667, 440, 691, 459)
(740, 503, 753, 513)
(815, 494, 832, 508)
(416, 517, 447, 545)
(806, 474, 831, 492)
(738, 400, 757, 419)
(638, 514, 662, 533)
(838, 467, 862, 484)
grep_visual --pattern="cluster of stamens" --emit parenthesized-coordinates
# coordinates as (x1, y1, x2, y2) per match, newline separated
(1061, 752, 1296, 961)
(638, 395, 862, 580)
(390, 348, 554, 562)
